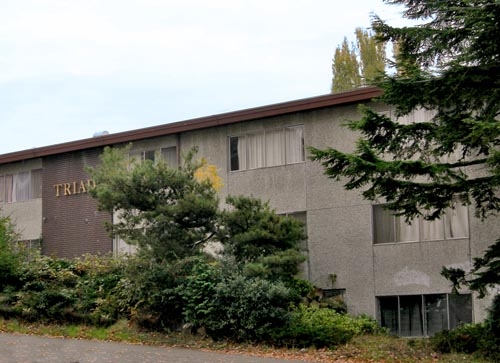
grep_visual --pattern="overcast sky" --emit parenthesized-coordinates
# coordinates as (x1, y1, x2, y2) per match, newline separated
(0, 0, 405, 155)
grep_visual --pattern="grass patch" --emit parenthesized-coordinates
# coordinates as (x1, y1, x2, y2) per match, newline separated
(0, 317, 494, 363)
(330, 335, 492, 363)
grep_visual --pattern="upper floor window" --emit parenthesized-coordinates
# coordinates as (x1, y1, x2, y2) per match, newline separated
(0, 169, 42, 203)
(129, 146, 178, 168)
(229, 125, 304, 171)
(160, 147, 178, 168)
(373, 201, 469, 244)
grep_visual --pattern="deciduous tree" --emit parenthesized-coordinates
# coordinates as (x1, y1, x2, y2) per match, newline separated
(331, 27, 386, 93)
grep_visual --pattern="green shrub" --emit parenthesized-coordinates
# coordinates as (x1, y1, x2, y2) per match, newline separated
(3, 253, 127, 325)
(431, 295, 500, 362)
(0, 215, 21, 291)
(204, 275, 299, 342)
(120, 259, 183, 330)
(481, 294, 500, 362)
(119, 256, 217, 331)
(276, 304, 380, 348)
(177, 257, 223, 328)
(431, 323, 485, 354)
(71, 254, 128, 325)
(10, 256, 78, 322)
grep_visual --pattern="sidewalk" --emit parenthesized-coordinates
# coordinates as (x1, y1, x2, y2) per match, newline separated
(0, 333, 312, 363)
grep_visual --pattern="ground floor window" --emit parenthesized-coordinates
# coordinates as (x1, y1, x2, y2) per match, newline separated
(378, 293, 472, 336)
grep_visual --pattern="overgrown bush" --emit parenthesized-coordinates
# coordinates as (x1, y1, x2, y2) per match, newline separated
(0, 215, 21, 291)
(118, 257, 184, 331)
(431, 296, 500, 362)
(71, 254, 128, 325)
(117, 255, 225, 332)
(203, 275, 299, 342)
(431, 323, 485, 354)
(2, 253, 127, 325)
(9, 257, 78, 322)
(482, 294, 500, 362)
(275, 304, 380, 348)
(177, 257, 223, 329)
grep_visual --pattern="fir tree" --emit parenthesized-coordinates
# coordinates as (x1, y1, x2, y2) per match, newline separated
(313, 0, 500, 296)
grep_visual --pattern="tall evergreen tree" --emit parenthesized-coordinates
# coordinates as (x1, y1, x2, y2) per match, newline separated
(331, 27, 386, 93)
(313, 0, 500, 296)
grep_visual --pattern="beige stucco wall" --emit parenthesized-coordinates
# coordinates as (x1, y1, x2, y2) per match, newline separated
(1, 199, 42, 240)
(0, 158, 43, 240)
(468, 212, 500, 321)
(175, 101, 500, 322)
(177, 103, 383, 316)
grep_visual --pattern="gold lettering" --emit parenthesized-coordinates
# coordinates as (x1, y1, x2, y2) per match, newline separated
(53, 184, 63, 197)
(64, 183, 72, 196)
(54, 179, 96, 197)
(78, 180, 87, 194)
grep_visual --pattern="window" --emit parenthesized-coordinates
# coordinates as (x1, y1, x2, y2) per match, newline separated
(130, 149, 156, 162)
(283, 211, 307, 251)
(14, 171, 30, 202)
(373, 202, 469, 244)
(30, 169, 43, 199)
(129, 146, 178, 167)
(0, 169, 42, 203)
(282, 211, 309, 279)
(0, 175, 4, 203)
(161, 147, 178, 167)
(144, 150, 156, 161)
(379, 294, 472, 336)
(4, 174, 13, 202)
(229, 125, 304, 171)
(17, 239, 42, 251)
(397, 108, 437, 125)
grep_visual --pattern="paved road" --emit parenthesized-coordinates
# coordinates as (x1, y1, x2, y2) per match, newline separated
(0, 333, 311, 363)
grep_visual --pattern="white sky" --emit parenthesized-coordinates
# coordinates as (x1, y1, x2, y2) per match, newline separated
(0, 0, 405, 154)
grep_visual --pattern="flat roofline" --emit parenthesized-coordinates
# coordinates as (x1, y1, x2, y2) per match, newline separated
(0, 87, 381, 164)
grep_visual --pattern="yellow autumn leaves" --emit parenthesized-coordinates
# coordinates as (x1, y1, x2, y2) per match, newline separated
(193, 158, 224, 191)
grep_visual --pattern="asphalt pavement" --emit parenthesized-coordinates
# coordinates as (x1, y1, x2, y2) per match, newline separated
(0, 333, 311, 363)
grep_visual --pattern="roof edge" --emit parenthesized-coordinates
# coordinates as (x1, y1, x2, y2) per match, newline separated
(0, 87, 381, 164)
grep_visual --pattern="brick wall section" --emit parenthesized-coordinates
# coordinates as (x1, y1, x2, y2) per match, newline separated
(42, 149, 112, 258)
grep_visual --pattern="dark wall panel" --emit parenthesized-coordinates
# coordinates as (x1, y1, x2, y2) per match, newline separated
(42, 149, 112, 258)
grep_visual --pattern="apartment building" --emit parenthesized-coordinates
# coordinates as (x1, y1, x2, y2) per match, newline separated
(1, 87, 496, 336)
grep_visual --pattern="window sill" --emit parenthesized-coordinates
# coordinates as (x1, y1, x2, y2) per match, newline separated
(229, 160, 306, 173)
(374, 237, 470, 246)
